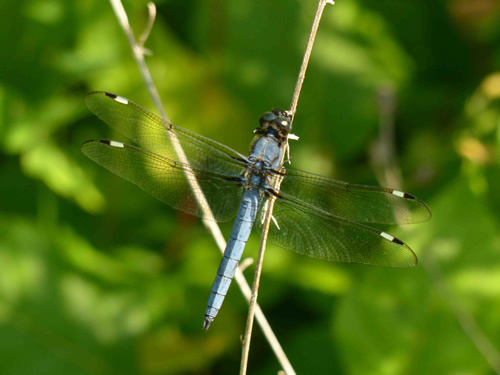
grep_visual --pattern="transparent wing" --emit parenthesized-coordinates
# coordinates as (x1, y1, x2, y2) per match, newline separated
(81, 140, 244, 222)
(85, 92, 247, 175)
(257, 193, 417, 267)
(279, 168, 431, 225)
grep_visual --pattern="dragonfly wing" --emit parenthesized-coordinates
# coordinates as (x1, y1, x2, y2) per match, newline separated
(82, 140, 244, 222)
(256, 194, 417, 267)
(279, 168, 431, 225)
(85, 92, 247, 176)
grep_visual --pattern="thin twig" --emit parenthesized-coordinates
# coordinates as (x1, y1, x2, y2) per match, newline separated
(289, 0, 334, 118)
(108, 0, 295, 373)
(240, 197, 277, 375)
(240, 1, 333, 373)
(109, 0, 166, 121)
(239, 257, 255, 273)
(372, 86, 500, 374)
(138, 2, 156, 52)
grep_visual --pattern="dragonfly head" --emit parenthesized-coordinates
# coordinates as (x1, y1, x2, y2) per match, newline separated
(256, 109, 292, 140)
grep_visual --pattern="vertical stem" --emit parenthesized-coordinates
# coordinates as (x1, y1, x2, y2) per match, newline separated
(239, 197, 278, 375)
(240, 1, 333, 373)
(289, 0, 333, 117)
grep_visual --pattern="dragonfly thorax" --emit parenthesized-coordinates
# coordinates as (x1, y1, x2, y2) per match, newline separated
(240, 157, 279, 192)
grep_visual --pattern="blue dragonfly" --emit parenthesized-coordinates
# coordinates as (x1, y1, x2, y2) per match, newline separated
(82, 92, 431, 329)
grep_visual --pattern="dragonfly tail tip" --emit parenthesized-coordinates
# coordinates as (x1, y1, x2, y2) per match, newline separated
(202, 316, 214, 330)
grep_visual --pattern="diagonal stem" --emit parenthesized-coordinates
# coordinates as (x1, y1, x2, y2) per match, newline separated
(108, 0, 295, 373)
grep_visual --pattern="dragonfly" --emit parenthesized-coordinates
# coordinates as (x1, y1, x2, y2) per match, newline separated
(82, 92, 431, 329)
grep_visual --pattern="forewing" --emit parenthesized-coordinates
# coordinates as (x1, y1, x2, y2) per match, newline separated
(85, 92, 247, 175)
(280, 168, 431, 225)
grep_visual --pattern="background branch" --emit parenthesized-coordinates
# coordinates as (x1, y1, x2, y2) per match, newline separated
(372, 85, 500, 375)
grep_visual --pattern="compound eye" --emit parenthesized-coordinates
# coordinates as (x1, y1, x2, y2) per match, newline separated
(259, 112, 276, 126)
(274, 116, 290, 131)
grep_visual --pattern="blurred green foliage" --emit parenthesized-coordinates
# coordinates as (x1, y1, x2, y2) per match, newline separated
(1, 0, 500, 374)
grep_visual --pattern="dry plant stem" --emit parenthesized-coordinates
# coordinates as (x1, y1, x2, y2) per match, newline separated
(240, 1, 333, 373)
(138, 2, 156, 50)
(108, 0, 295, 373)
(239, 198, 277, 375)
(373, 87, 500, 374)
(289, 0, 333, 117)
(109, 0, 167, 121)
